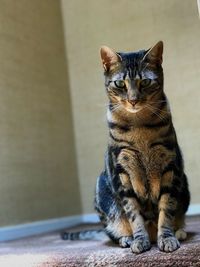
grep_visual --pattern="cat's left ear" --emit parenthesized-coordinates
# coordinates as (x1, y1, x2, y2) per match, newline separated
(143, 41, 163, 65)
(100, 46, 122, 71)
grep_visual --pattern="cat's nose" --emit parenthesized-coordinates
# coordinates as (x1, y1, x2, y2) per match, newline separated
(128, 99, 138, 106)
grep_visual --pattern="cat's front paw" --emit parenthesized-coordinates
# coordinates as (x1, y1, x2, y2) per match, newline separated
(131, 237, 151, 254)
(158, 235, 180, 252)
(119, 236, 133, 248)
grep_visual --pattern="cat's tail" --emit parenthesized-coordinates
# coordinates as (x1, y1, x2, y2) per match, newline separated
(61, 229, 107, 241)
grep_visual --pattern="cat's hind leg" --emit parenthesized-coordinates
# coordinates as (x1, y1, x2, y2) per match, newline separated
(95, 171, 151, 253)
(95, 172, 133, 247)
(105, 214, 133, 248)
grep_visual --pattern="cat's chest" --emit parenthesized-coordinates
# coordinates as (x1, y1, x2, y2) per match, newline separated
(127, 127, 160, 147)
(113, 127, 159, 159)
(116, 128, 175, 201)
(110, 126, 161, 148)
(117, 136, 172, 178)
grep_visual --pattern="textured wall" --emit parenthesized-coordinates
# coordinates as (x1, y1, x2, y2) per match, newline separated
(61, 0, 200, 214)
(0, 0, 81, 227)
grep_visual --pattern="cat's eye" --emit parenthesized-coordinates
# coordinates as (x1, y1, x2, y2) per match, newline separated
(140, 79, 151, 87)
(114, 80, 126, 89)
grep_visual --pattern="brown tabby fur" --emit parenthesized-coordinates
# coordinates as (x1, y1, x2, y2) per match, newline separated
(62, 41, 190, 254)
(94, 41, 190, 253)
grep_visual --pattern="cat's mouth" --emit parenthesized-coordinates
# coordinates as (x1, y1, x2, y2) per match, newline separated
(123, 100, 142, 113)
(125, 107, 142, 113)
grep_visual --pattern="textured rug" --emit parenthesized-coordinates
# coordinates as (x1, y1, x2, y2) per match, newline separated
(0, 216, 199, 267)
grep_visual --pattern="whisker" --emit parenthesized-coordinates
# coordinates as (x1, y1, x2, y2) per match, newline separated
(110, 103, 121, 113)
(149, 100, 167, 104)
(146, 102, 170, 115)
(145, 104, 167, 121)
(151, 107, 170, 117)
(148, 108, 167, 121)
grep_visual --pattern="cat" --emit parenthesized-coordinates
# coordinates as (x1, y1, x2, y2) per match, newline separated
(62, 41, 190, 254)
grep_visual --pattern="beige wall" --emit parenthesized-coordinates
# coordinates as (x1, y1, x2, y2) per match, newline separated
(61, 0, 200, 214)
(0, 0, 81, 227)
(0, 0, 199, 227)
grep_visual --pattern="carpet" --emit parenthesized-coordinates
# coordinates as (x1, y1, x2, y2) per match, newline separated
(0, 216, 199, 267)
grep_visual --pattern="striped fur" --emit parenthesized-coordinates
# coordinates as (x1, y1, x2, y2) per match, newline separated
(95, 41, 190, 253)
(62, 229, 106, 241)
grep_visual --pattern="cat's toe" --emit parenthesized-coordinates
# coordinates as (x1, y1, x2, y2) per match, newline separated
(131, 237, 151, 254)
(158, 236, 180, 252)
(175, 229, 187, 241)
(119, 236, 133, 248)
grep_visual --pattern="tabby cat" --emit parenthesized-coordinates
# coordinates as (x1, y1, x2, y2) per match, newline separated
(63, 41, 190, 254)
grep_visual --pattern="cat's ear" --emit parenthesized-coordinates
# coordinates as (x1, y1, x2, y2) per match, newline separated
(143, 41, 163, 65)
(100, 46, 122, 71)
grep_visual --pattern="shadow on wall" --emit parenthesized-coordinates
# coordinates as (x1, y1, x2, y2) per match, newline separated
(0, 0, 82, 227)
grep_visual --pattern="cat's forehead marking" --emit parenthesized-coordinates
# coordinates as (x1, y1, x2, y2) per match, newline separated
(111, 68, 158, 81)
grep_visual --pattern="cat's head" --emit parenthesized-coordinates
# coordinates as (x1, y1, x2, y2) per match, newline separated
(100, 41, 164, 114)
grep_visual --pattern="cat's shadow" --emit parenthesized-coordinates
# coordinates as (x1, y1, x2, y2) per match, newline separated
(103, 240, 119, 247)
(185, 231, 196, 241)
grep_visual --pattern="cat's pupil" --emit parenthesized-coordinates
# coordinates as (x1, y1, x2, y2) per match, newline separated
(114, 80, 125, 88)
